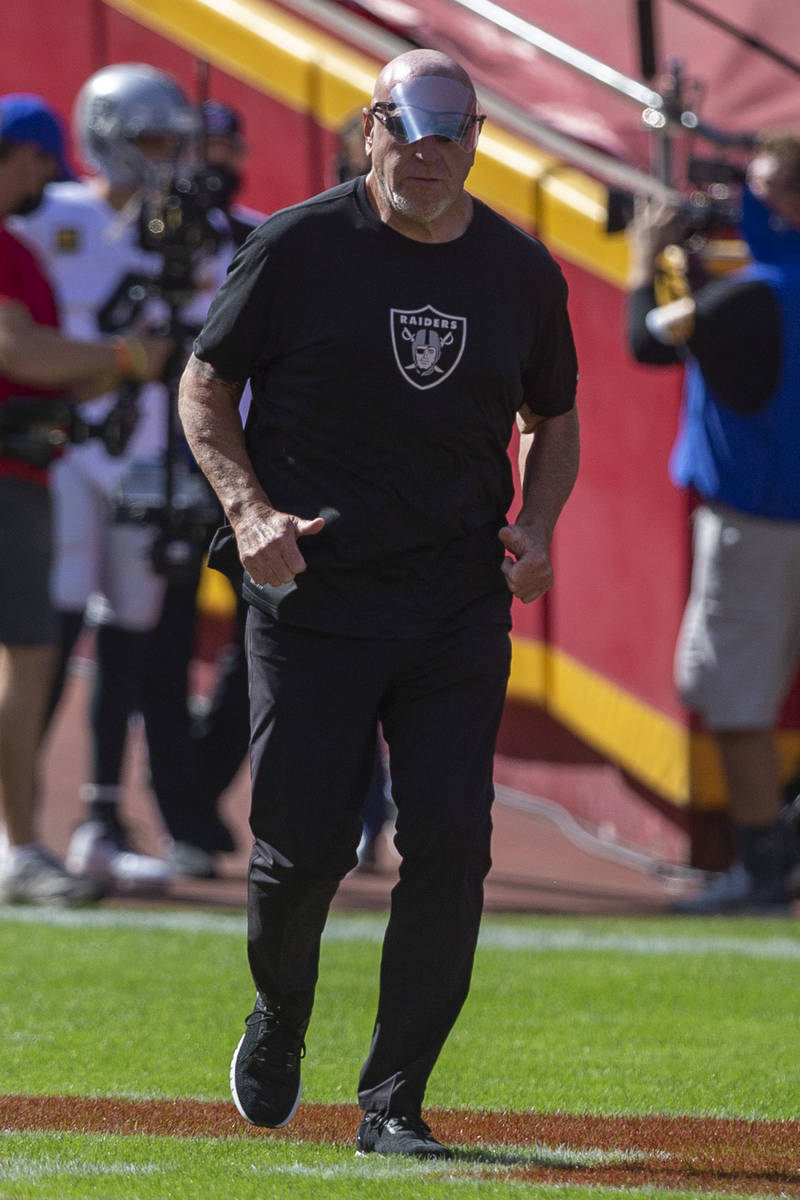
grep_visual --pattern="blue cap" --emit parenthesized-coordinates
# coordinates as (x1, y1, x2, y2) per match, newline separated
(0, 93, 74, 181)
(201, 99, 244, 145)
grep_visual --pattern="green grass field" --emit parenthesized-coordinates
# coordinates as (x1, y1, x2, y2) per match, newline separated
(1, 904, 799, 1198)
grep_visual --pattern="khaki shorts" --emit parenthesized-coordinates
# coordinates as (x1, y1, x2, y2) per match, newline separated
(675, 502, 800, 729)
(50, 454, 166, 632)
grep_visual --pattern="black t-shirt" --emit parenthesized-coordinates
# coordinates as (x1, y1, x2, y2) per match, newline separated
(195, 176, 577, 636)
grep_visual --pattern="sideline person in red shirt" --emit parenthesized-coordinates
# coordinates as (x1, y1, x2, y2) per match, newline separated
(0, 93, 169, 905)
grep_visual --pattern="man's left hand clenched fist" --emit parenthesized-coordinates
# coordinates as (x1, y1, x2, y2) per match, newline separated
(498, 524, 553, 604)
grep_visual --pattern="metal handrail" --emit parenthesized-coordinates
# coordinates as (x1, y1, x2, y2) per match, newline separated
(449, 0, 665, 112)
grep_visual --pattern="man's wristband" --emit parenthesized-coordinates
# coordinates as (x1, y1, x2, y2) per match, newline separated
(112, 336, 149, 382)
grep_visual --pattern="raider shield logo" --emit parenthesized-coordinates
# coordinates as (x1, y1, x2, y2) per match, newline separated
(390, 305, 466, 390)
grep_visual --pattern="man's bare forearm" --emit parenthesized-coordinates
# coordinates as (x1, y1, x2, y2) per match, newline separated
(499, 406, 579, 603)
(0, 300, 169, 393)
(517, 406, 580, 540)
(178, 353, 269, 523)
(179, 353, 327, 583)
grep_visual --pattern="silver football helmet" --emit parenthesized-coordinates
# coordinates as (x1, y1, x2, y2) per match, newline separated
(73, 62, 199, 187)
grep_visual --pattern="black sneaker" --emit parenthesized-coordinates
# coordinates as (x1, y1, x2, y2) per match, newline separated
(356, 1112, 451, 1159)
(230, 995, 305, 1127)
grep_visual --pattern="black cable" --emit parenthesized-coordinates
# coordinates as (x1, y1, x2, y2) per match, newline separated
(669, 0, 800, 79)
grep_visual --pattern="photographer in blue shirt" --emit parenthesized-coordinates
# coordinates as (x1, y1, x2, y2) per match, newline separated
(628, 131, 800, 914)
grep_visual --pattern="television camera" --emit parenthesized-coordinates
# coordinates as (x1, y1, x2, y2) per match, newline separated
(101, 161, 229, 584)
(0, 391, 137, 470)
(607, 152, 751, 318)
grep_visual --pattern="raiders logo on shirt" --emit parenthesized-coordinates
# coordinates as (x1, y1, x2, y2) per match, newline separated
(391, 305, 466, 390)
(55, 227, 80, 253)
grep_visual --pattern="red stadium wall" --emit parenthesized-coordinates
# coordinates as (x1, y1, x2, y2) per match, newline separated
(6, 0, 800, 866)
(520, 264, 688, 721)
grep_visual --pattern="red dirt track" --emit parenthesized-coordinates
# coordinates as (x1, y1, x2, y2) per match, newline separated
(2, 1095, 799, 1195)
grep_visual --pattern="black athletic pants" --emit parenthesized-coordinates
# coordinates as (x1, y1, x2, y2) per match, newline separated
(245, 607, 511, 1119)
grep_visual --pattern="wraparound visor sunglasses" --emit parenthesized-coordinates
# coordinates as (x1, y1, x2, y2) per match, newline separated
(368, 76, 485, 153)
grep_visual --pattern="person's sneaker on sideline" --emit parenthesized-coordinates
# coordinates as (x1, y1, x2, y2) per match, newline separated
(0, 845, 106, 905)
(66, 817, 172, 889)
(168, 840, 217, 879)
(230, 994, 306, 1127)
(671, 861, 790, 915)
(356, 1112, 452, 1159)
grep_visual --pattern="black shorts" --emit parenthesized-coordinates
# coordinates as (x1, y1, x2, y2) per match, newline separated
(0, 478, 56, 645)
(246, 608, 511, 876)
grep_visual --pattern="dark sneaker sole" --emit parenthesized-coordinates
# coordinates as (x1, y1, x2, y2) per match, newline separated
(355, 1146, 451, 1160)
(229, 1033, 302, 1128)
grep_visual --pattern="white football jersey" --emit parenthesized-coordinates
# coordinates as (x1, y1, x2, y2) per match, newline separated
(12, 179, 231, 487)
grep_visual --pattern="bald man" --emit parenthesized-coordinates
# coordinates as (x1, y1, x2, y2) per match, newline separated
(180, 49, 579, 1157)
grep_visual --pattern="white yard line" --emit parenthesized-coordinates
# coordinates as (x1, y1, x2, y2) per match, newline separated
(1, 904, 799, 959)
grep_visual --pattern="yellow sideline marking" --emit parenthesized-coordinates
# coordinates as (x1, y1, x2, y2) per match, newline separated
(196, 560, 236, 618)
(689, 729, 800, 811)
(508, 637, 690, 806)
(508, 639, 800, 810)
(506, 635, 548, 705)
(103, 0, 628, 285)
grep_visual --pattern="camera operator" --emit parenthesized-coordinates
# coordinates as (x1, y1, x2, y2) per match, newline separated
(13, 64, 232, 892)
(142, 99, 265, 880)
(627, 131, 800, 914)
(0, 93, 171, 905)
(125, 100, 260, 883)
